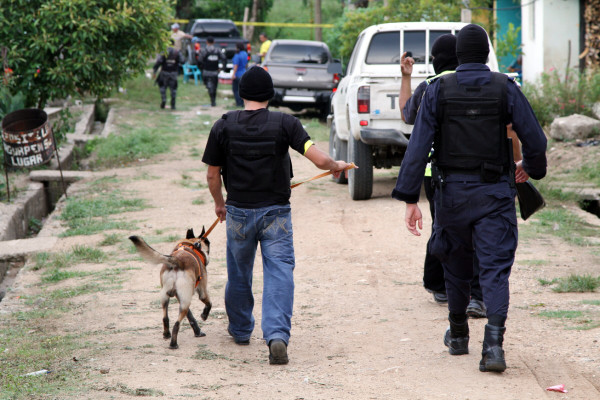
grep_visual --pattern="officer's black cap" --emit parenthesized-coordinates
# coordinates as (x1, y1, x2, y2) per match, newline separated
(239, 66, 274, 102)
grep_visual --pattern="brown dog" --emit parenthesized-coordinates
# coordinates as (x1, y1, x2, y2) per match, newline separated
(129, 228, 212, 349)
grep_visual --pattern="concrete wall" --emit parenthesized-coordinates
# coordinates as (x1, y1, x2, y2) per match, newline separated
(521, 0, 580, 84)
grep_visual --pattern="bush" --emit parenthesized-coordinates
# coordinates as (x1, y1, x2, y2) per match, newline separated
(522, 68, 600, 128)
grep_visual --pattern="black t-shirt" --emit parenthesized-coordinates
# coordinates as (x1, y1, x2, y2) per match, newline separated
(202, 108, 311, 208)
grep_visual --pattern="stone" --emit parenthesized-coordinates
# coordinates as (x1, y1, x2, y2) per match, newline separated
(549, 114, 600, 141)
(593, 102, 600, 120)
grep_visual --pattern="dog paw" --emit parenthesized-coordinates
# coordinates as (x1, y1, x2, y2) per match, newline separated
(201, 313, 209, 321)
(169, 343, 179, 349)
(163, 333, 171, 339)
(195, 331, 206, 338)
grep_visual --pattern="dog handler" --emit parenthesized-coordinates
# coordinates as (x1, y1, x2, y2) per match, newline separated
(203, 66, 351, 365)
(392, 24, 547, 372)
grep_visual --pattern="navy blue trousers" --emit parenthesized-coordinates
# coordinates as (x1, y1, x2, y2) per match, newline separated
(429, 176, 518, 317)
(423, 177, 483, 300)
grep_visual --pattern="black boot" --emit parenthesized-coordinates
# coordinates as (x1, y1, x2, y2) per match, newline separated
(171, 99, 176, 110)
(479, 324, 506, 372)
(160, 101, 166, 109)
(443, 315, 469, 355)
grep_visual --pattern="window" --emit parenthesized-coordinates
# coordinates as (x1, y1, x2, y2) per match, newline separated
(193, 22, 240, 38)
(365, 31, 400, 64)
(403, 31, 426, 63)
(268, 44, 329, 64)
(347, 33, 365, 74)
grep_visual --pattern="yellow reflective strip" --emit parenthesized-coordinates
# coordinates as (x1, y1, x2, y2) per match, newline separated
(303, 140, 314, 155)
(425, 164, 432, 177)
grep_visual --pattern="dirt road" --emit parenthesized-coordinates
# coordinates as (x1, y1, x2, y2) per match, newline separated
(2, 103, 600, 399)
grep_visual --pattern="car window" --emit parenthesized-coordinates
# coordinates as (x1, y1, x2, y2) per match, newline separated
(269, 44, 329, 64)
(403, 31, 426, 63)
(429, 30, 452, 62)
(347, 33, 365, 74)
(365, 31, 400, 64)
(192, 22, 240, 38)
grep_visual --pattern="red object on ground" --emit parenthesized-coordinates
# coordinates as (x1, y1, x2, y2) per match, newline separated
(546, 384, 568, 393)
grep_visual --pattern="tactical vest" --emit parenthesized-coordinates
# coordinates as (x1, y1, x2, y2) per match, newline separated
(201, 46, 221, 71)
(222, 111, 292, 204)
(162, 48, 180, 73)
(433, 72, 509, 180)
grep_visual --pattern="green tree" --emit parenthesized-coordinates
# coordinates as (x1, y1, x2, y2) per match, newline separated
(186, 0, 274, 22)
(0, 0, 172, 109)
(325, 0, 493, 63)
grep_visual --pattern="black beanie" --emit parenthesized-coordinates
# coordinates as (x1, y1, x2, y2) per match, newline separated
(431, 34, 458, 75)
(456, 24, 489, 65)
(239, 66, 274, 102)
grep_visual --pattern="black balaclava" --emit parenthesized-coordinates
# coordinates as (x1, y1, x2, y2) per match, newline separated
(431, 34, 458, 75)
(456, 24, 489, 65)
(239, 66, 274, 102)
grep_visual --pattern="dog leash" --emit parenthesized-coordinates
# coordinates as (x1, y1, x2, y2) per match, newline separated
(202, 163, 357, 238)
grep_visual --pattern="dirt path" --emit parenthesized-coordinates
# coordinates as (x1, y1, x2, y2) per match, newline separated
(2, 103, 600, 399)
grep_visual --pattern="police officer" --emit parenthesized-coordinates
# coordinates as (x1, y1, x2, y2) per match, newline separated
(202, 66, 351, 365)
(197, 36, 226, 107)
(392, 24, 547, 372)
(399, 34, 486, 317)
(153, 40, 185, 110)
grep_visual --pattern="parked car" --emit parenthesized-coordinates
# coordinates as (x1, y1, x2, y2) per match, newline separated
(262, 39, 342, 116)
(183, 19, 251, 71)
(329, 22, 499, 200)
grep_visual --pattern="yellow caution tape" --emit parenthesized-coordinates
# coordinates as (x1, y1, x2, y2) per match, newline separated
(171, 20, 333, 28)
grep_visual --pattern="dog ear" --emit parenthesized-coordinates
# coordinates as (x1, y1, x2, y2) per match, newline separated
(186, 228, 195, 239)
(200, 226, 206, 238)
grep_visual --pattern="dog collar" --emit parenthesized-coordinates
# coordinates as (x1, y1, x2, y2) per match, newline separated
(175, 242, 207, 288)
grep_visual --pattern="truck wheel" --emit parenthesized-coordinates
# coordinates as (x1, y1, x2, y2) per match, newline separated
(328, 121, 348, 184)
(348, 135, 373, 200)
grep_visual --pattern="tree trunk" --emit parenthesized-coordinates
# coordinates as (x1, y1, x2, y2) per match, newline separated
(248, 0, 259, 41)
(583, 0, 600, 69)
(315, 0, 322, 42)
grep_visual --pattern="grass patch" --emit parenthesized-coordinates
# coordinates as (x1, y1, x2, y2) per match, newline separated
(41, 269, 93, 283)
(520, 259, 548, 266)
(537, 309, 600, 330)
(85, 126, 178, 169)
(33, 246, 107, 271)
(99, 233, 122, 246)
(192, 197, 205, 205)
(582, 299, 600, 306)
(177, 173, 207, 190)
(524, 207, 598, 246)
(192, 344, 230, 361)
(539, 274, 600, 292)
(539, 310, 583, 319)
(58, 191, 145, 237)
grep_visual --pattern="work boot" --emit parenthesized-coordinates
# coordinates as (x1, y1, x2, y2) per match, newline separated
(171, 99, 176, 110)
(268, 339, 289, 365)
(467, 298, 487, 318)
(479, 324, 507, 372)
(160, 101, 166, 109)
(443, 315, 469, 355)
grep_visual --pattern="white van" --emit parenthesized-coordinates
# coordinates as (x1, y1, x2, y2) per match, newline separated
(329, 22, 499, 200)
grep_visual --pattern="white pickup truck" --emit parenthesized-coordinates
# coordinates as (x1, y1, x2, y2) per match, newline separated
(329, 22, 499, 200)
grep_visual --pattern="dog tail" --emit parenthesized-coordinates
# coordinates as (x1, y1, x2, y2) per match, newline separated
(129, 236, 178, 269)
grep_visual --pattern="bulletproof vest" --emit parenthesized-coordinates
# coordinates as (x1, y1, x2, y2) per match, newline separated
(202, 46, 221, 71)
(434, 72, 509, 178)
(222, 111, 292, 204)
(162, 48, 180, 73)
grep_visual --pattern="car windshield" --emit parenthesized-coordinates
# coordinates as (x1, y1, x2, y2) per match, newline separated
(192, 22, 240, 38)
(269, 44, 329, 64)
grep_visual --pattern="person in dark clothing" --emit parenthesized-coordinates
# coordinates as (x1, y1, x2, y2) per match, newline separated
(197, 36, 226, 107)
(153, 40, 185, 110)
(399, 34, 486, 317)
(202, 66, 351, 365)
(392, 24, 547, 373)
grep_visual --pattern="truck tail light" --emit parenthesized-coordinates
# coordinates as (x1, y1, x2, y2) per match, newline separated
(357, 86, 370, 114)
(333, 73, 340, 84)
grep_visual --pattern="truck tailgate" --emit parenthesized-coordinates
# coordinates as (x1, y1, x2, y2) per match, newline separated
(267, 64, 334, 90)
(368, 79, 403, 120)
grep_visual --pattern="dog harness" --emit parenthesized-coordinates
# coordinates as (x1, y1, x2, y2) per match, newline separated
(175, 242, 207, 288)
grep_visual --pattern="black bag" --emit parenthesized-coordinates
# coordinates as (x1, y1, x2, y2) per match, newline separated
(516, 181, 545, 220)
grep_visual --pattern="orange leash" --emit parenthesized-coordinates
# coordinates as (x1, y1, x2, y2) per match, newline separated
(202, 163, 357, 238)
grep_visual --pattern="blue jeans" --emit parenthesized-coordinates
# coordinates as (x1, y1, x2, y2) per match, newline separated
(232, 77, 243, 106)
(225, 204, 295, 345)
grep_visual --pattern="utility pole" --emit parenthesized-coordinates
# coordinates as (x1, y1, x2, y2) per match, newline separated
(315, 0, 322, 42)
